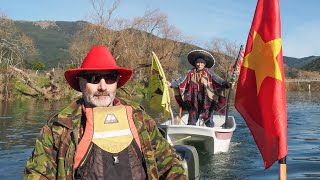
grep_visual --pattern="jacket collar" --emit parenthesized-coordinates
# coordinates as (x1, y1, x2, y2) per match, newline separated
(55, 98, 84, 129)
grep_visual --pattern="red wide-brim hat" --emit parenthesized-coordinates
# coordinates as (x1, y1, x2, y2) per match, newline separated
(64, 46, 133, 92)
(187, 49, 215, 68)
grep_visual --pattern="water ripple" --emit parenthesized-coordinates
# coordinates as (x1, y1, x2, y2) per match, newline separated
(304, 173, 320, 178)
(292, 156, 320, 162)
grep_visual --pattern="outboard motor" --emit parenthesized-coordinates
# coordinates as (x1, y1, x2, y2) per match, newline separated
(173, 145, 199, 180)
(158, 127, 200, 179)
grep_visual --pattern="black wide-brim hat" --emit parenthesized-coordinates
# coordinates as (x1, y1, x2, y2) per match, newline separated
(187, 49, 215, 68)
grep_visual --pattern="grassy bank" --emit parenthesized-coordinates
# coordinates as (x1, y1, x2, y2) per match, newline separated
(285, 81, 320, 92)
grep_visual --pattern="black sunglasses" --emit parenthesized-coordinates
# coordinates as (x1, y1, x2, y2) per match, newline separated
(78, 73, 119, 84)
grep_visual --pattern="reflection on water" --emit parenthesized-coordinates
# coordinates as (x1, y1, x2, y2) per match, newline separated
(0, 92, 319, 179)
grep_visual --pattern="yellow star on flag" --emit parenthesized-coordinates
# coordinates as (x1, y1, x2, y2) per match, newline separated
(242, 31, 283, 94)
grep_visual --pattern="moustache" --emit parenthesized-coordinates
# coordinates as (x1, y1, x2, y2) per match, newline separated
(94, 92, 110, 96)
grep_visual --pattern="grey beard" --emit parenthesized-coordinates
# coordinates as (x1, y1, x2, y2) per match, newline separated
(82, 91, 116, 107)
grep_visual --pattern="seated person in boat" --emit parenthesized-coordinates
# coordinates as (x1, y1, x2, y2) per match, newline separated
(166, 49, 229, 127)
(24, 46, 187, 180)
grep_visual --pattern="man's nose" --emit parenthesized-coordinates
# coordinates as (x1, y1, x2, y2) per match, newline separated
(97, 79, 107, 91)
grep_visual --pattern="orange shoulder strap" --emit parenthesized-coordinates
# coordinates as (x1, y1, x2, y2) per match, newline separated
(74, 107, 93, 170)
(126, 106, 142, 151)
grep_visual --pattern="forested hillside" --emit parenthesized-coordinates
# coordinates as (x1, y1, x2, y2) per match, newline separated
(14, 21, 87, 68)
(301, 57, 320, 72)
(284, 55, 320, 69)
(12, 20, 320, 72)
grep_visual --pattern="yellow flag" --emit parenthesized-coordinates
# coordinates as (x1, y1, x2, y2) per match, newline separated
(149, 52, 170, 120)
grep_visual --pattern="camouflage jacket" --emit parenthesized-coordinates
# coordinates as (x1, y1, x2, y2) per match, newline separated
(24, 97, 187, 180)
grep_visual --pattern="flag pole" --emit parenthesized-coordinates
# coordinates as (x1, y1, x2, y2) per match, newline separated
(224, 45, 244, 128)
(177, 107, 182, 125)
(279, 156, 287, 180)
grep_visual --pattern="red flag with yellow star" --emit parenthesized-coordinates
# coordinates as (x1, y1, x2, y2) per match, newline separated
(235, 0, 288, 169)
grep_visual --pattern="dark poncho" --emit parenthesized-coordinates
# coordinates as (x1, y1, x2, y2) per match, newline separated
(174, 68, 226, 119)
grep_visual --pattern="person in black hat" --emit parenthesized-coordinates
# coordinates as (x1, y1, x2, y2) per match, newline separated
(166, 49, 230, 127)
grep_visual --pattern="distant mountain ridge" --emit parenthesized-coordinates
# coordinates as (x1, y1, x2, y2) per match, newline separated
(284, 55, 320, 68)
(300, 57, 320, 71)
(11, 20, 320, 72)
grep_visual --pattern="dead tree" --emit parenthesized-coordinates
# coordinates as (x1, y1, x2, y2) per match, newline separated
(10, 66, 61, 100)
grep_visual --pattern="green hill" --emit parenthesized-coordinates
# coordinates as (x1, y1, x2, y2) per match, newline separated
(14, 20, 87, 68)
(13, 20, 201, 74)
(301, 57, 320, 71)
(283, 56, 299, 67)
(284, 55, 320, 69)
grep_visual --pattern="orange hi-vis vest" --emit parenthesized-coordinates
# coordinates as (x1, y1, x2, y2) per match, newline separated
(73, 105, 142, 170)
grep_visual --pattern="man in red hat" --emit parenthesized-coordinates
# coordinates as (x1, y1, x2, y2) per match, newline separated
(24, 46, 187, 179)
(167, 49, 230, 127)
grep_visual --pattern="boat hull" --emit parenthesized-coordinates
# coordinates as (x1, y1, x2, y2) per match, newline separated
(159, 115, 236, 154)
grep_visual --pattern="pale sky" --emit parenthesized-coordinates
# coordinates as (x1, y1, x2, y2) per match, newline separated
(1, 0, 319, 58)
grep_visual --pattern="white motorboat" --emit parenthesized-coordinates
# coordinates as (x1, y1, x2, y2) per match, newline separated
(159, 114, 236, 154)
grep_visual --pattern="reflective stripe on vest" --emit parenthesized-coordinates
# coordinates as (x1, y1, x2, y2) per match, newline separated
(73, 105, 141, 170)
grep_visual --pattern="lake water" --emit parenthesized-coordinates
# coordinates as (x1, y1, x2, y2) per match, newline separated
(0, 92, 319, 180)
